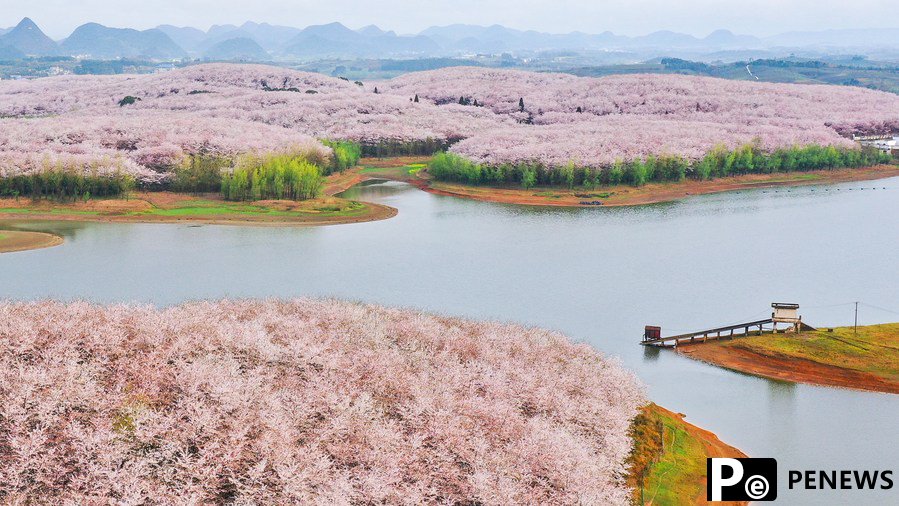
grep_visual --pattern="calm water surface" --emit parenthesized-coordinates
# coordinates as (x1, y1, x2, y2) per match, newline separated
(3, 178, 898, 504)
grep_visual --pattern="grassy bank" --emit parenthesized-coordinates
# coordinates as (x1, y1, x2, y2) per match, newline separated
(0, 156, 404, 227)
(678, 323, 899, 393)
(628, 404, 747, 506)
(359, 157, 430, 180)
(0, 192, 396, 227)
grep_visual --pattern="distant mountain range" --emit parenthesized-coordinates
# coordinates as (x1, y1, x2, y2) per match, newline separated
(1, 17, 897, 61)
(61, 23, 186, 59)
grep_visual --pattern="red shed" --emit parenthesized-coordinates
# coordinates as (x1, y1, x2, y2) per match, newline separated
(644, 326, 662, 341)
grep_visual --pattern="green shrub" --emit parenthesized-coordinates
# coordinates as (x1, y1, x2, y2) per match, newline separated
(118, 95, 141, 107)
(221, 153, 323, 201)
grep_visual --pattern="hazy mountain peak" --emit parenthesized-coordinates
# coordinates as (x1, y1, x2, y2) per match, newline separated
(0, 16, 59, 56)
(207, 24, 240, 37)
(299, 22, 360, 40)
(357, 24, 388, 36)
(156, 24, 207, 53)
(204, 37, 269, 61)
(15, 17, 40, 30)
(634, 30, 700, 46)
(62, 22, 185, 59)
(703, 28, 762, 47)
(705, 29, 735, 39)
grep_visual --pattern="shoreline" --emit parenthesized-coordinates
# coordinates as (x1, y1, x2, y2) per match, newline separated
(0, 203, 397, 227)
(675, 324, 899, 394)
(678, 344, 899, 394)
(423, 165, 899, 207)
(2, 162, 895, 228)
(0, 230, 64, 253)
(0, 191, 397, 228)
(355, 158, 899, 208)
(628, 403, 748, 506)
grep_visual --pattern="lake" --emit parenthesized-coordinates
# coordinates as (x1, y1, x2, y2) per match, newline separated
(3, 177, 898, 504)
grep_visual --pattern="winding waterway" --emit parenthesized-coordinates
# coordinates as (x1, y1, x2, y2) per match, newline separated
(3, 178, 898, 504)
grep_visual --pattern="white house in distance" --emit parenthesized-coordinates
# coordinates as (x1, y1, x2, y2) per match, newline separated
(855, 134, 899, 156)
(771, 302, 804, 332)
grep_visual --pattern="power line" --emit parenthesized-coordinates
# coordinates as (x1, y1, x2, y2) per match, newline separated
(802, 301, 856, 309)
(859, 302, 899, 316)
(663, 309, 770, 334)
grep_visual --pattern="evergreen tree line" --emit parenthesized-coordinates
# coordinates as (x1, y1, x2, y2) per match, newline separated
(0, 169, 134, 201)
(429, 144, 892, 189)
(220, 153, 323, 201)
(361, 138, 456, 158)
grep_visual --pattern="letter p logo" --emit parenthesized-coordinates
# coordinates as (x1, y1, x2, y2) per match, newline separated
(709, 458, 744, 501)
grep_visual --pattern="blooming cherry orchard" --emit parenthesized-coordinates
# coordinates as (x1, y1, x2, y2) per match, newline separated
(380, 67, 899, 167)
(0, 112, 328, 185)
(1, 63, 897, 182)
(0, 299, 645, 504)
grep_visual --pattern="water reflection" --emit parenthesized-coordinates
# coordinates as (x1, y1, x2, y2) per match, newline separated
(642, 345, 661, 361)
(1, 219, 89, 239)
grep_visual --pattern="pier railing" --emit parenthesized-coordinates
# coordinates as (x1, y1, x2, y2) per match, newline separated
(640, 318, 775, 347)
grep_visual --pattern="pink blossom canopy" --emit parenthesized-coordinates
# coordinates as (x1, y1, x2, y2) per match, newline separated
(0, 299, 645, 504)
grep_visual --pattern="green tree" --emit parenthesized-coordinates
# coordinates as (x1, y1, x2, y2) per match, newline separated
(561, 161, 576, 189)
(521, 168, 537, 189)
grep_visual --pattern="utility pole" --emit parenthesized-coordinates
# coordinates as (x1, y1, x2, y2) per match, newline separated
(854, 302, 859, 335)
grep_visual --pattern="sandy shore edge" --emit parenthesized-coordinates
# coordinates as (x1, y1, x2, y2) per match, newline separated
(0, 230, 64, 253)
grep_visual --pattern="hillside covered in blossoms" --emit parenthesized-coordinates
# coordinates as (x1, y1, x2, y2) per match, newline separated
(1, 63, 898, 184)
(0, 299, 644, 504)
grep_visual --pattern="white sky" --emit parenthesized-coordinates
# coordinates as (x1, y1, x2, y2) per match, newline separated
(1, 0, 897, 39)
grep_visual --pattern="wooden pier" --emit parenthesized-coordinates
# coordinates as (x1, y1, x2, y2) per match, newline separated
(641, 303, 816, 348)
(641, 319, 773, 347)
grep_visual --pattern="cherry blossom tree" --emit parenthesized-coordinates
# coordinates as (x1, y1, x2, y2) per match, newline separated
(0, 299, 645, 504)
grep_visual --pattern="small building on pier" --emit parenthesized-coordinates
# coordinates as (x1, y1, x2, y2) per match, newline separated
(641, 302, 814, 347)
(772, 302, 800, 323)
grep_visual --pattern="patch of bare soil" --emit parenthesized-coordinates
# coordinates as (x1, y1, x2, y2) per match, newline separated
(0, 230, 63, 253)
(678, 344, 899, 394)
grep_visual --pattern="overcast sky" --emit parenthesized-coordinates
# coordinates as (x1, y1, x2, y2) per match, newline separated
(2, 0, 897, 39)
